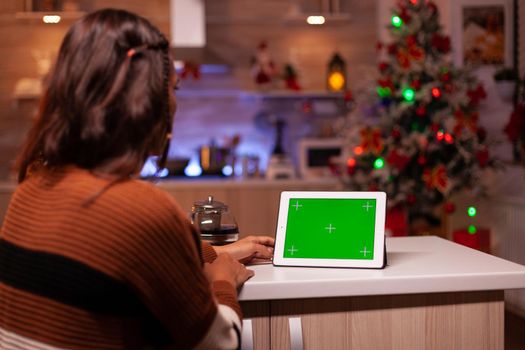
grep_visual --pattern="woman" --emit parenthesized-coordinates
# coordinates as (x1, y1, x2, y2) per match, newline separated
(0, 9, 274, 350)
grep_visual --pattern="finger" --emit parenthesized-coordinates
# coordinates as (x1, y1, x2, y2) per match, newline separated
(251, 243, 273, 259)
(250, 236, 275, 247)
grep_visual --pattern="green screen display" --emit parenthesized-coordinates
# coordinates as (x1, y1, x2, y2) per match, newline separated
(283, 198, 376, 260)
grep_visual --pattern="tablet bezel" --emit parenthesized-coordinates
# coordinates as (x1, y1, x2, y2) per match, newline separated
(273, 191, 387, 269)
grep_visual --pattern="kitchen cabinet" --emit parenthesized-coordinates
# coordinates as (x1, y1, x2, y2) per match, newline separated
(238, 236, 525, 350)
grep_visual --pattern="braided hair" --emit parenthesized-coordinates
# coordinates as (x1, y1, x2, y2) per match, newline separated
(16, 9, 174, 182)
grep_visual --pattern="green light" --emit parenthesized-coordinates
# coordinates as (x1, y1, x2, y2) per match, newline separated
(374, 157, 385, 169)
(391, 15, 403, 28)
(402, 87, 415, 102)
(467, 206, 477, 217)
(377, 86, 392, 98)
(468, 225, 477, 234)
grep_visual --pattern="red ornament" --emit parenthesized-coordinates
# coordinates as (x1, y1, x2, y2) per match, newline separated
(427, 1, 438, 15)
(431, 34, 451, 53)
(391, 128, 402, 139)
(386, 149, 410, 171)
(423, 164, 448, 193)
(378, 77, 395, 90)
(415, 106, 426, 117)
(444, 133, 454, 144)
(378, 62, 390, 72)
(387, 43, 398, 55)
(467, 84, 487, 105)
(430, 124, 440, 132)
(440, 72, 451, 82)
(410, 80, 422, 90)
(417, 155, 427, 165)
(406, 194, 417, 206)
(436, 131, 445, 141)
(347, 157, 356, 167)
(431, 87, 442, 98)
(444, 201, 456, 214)
(476, 148, 490, 167)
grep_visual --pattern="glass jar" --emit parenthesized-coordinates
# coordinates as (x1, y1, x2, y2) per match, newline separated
(191, 195, 239, 245)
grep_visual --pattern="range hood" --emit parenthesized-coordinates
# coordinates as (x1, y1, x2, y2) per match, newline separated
(170, 0, 230, 71)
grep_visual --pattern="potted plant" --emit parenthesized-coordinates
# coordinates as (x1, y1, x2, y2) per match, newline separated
(494, 67, 519, 103)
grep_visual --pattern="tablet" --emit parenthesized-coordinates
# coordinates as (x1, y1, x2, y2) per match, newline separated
(273, 191, 387, 269)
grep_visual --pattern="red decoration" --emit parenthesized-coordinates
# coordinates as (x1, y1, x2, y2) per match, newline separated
(453, 227, 491, 253)
(387, 43, 398, 55)
(252, 41, 277, 85)
(410, 80, 422, 90)
(416, 106, 426, 117)
(378, 77, 395, 90)
(347, 158, 356, 167)
(454, 109, 478, 136)
(436, 131, 444, 141)
(443, 201, 456, 213)
(359, 127, 384, 155)
(431, 34, 451, 53)
(440, 72, 451, 82)
(476, 148, 490, 167)
(431, 87, 442, 98)
(406, 194, 417, 205)
(180, 61, 201, 80)
(378, 62, 390, 72)
(504, 104, 525, 142)
(423, 164, 448, 193)
(417, 155, 427, 165)
(444, 133, 454, 144)
(385, 205, 408, 236)
(467, 84, 487, 105)
(391, 128, 402, 139)
(387, 149, 410, 171)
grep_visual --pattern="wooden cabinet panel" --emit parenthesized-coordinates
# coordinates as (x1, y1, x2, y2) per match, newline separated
(246, 291, 503, 350)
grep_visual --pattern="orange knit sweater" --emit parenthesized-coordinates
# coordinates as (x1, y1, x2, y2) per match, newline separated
(0, 166, 241, 349)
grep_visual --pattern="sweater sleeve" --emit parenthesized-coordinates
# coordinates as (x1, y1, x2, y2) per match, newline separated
(123, 194, 241, 349)
(201, 241, 218, 263)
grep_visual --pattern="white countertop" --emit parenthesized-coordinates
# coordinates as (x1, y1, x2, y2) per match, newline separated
(238, 236, 525, 301)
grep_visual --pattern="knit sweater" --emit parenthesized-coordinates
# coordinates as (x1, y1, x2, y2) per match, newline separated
(0, 166, 241, 349)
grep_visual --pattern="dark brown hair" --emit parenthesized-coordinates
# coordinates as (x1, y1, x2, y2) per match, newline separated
(16, 8, 172, 182)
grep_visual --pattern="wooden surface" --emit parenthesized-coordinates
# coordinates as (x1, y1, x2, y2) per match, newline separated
(241, 290, 504, 350)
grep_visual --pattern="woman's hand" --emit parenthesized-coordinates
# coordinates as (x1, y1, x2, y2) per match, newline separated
(214, 235, 275, 264)
(204, 253, 254, 289)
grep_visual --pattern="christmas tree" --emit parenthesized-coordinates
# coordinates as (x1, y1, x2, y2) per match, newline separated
(340, 0, 495, 230)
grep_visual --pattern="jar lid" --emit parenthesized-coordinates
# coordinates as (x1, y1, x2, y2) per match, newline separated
(192, 195, 228, 212)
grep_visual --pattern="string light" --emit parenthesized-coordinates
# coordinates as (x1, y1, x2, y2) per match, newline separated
(347, 158, 356, 167)
(402, 87, 415, 102)
(354, 146, 364, 155)
(374, 157, 385, 169)
(444, 133, 454, 144)
(468, 225, 477, 234)
(436, 131, 444, 141)
(391, 15, 403, 28)
(467, 206, 477, 217)
(431, 87, 442, 98)
(377, 86, 392, 98)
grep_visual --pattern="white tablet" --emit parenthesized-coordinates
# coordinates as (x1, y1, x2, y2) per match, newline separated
(273, 191, 387, 269)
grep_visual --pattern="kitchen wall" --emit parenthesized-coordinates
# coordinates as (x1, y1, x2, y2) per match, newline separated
(0, 0, 379, 180)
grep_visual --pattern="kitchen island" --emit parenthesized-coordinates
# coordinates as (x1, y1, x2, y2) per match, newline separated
(239, 236, 525, 350)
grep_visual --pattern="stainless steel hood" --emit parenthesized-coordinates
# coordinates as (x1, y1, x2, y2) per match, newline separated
(170, 0, 230, 71)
